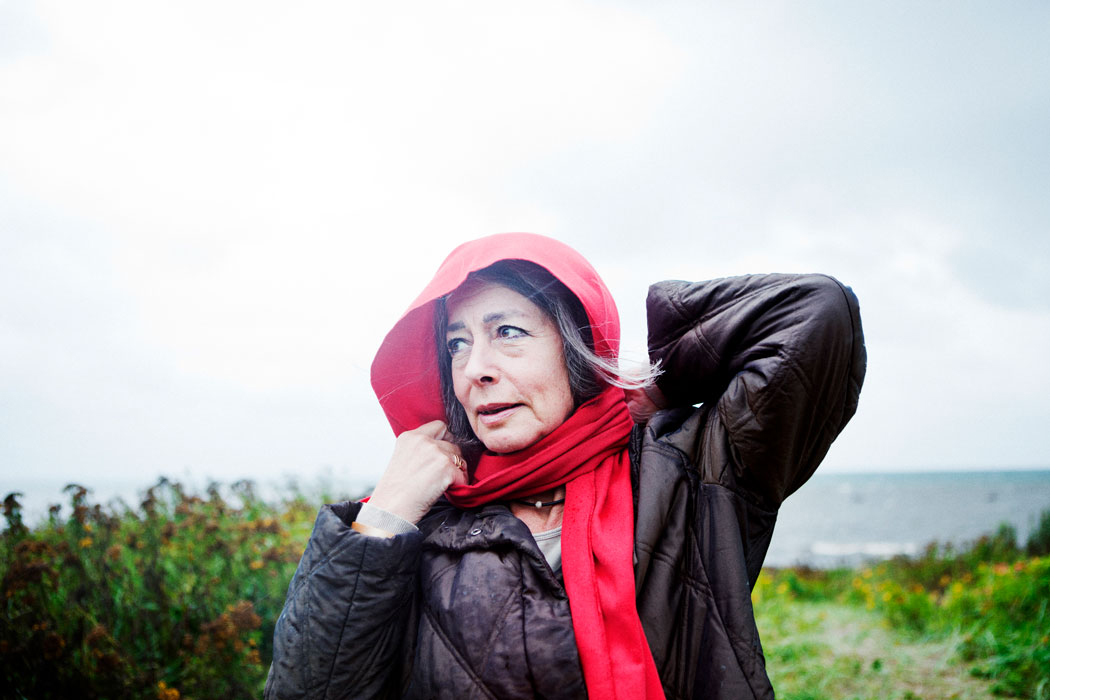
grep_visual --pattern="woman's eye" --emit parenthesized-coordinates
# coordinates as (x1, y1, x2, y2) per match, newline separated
(446, 338, 469, 356)
(497, 325, 528, 340)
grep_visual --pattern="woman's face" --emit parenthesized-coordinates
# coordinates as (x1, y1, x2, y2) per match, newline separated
(445, 280, 574, 454)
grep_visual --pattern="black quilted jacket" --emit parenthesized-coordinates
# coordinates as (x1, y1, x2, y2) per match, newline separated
(265, 273, 867, 700)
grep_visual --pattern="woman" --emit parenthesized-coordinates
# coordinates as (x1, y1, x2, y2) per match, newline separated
(265, 233, 866, 700)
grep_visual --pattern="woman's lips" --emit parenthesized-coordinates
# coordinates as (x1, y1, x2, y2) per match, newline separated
(477, 403, 522, 427)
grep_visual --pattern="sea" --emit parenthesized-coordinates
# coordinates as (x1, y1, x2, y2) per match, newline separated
(763, 469, 1050, 568)
(4, 469, 1050, 570)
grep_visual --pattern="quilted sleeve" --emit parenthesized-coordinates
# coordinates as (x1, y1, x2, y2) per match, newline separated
(646, 273, 867, 508)
(264, 501, 422, 700)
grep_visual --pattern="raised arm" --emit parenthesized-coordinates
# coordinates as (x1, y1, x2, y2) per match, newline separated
(646, 273, 867, 508)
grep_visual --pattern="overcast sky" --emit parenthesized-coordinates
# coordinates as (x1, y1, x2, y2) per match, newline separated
(1, 1, 1050, 503)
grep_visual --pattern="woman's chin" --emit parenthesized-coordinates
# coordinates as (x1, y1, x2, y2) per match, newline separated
(482, 438, 534, 455)
(478, 429, 546, 455)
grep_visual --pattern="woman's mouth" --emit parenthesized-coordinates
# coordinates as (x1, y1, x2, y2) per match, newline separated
(476, 403, 522, 426)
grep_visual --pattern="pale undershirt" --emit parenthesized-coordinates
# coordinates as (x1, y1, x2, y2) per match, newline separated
(532, 525, 563, 573)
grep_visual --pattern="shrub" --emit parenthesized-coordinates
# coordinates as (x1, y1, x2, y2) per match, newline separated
(1, 479, 318, 700)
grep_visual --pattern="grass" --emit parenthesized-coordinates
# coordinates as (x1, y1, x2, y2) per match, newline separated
(756, 599, 994, 700)
(2, 481, 1049, 700)
(754, 513, 1050, 699)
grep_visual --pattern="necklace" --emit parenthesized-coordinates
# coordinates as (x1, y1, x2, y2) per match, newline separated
(514, 497, 566, 509)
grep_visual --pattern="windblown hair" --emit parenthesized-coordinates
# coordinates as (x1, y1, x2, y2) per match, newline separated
(435, 259, 660, 448)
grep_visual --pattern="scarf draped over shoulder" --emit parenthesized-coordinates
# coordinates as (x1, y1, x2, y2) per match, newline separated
(370, 233, 664, 700)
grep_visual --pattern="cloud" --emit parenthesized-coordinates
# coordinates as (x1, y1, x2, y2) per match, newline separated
(1, 1, 1048, 497)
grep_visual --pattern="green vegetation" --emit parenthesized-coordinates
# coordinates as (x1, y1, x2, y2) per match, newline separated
(754, 511, 1050, 699)
(2, 482, 1049, 700)
(1, 479, 321, 700)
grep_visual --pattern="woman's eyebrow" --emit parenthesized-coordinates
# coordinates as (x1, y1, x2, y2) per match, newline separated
(446, 309, 531, 333)
(482, 310, 531, 325)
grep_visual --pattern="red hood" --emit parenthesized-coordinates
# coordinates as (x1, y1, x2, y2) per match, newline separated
(370, 233, 621, 436)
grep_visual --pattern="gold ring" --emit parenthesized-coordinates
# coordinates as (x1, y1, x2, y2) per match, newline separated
(452, 454, 466, 469)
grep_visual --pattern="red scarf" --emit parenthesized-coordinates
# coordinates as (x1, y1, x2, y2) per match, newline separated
(371, 233, 665, 700)
(447, 387, 663, 700)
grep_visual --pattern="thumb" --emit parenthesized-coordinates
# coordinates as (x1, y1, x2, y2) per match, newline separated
(408, 420, 449, 440)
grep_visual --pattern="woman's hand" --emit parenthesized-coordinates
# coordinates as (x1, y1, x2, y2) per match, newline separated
(625, 384, 668, 424)
(365, 420, 469, 526)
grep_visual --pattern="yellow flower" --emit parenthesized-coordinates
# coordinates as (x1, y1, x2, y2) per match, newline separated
(79, 537, 93, 548)
(250, 560, 264, 570)
(881, 591, 892, 602)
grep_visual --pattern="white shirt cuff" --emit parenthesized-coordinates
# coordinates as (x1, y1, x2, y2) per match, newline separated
(354, 502, 419, 535)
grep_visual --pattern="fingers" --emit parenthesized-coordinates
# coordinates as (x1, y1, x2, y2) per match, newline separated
(625, 388, 659, 423)
(449, 452, 469, 487)
(410, 420, 450, 440)
(410, 420, 461, 450)
(413, 422, 466, 487)
(399, 421, 468, 486)
(371, 425, 470, 523)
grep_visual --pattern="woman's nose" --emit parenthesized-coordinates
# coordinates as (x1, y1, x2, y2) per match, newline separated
(462, 341, 498, 384)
